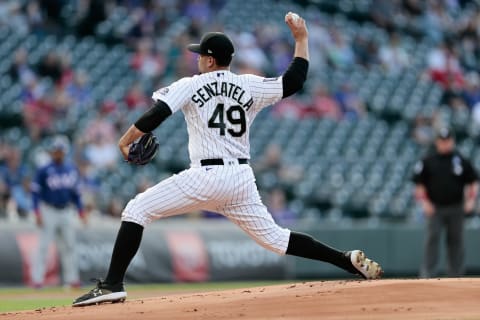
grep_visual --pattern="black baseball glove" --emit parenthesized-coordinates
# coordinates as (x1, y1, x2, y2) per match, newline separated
(127, 132, 159, 165)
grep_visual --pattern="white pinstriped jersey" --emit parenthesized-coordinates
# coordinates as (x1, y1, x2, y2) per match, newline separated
(152, 71, 283, 163)
(124, 70, 292, 255)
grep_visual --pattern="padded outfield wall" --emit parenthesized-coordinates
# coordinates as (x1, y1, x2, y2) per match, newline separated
(0, 218, 479, 285)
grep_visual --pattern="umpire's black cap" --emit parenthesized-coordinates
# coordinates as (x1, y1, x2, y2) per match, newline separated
(188, 32, 235, 66)
(436, 127, 454, 140)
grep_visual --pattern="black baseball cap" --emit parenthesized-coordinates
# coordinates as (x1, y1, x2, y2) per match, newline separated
(436, 127, 454, 140)
(187, 32, 235, 66)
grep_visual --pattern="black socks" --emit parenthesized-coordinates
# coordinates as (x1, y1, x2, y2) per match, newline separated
(286, 231, 357, 274)
(103, 225, 357, 285)
(105, 221, 144, 285)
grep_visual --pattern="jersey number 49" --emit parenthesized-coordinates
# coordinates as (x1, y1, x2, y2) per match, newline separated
(208, 103, 246, 137)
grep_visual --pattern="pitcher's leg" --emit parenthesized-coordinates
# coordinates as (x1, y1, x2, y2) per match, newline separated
(221, 202, 291, 254)
(286, 231, 359, 274)
(221, 203, 381, 278)
(74, 170, 210, 306)
(107, 172, 207, 285)
(121, 173, 206, 226)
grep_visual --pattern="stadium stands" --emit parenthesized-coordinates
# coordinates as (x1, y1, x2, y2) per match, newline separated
(1, 0, 480, 223)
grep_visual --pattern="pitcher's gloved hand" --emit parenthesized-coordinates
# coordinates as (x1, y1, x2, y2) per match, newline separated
(127, 132, 159, 165)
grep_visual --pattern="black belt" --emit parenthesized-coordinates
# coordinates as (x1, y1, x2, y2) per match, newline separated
(200, 158, 248, 166)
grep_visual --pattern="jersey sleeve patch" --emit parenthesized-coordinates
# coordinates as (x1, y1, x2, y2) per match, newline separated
(152, 77, 192, 113)
(152, 87, 170, 101)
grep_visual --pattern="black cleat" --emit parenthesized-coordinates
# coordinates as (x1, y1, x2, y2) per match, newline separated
(72, 279, 127, 307)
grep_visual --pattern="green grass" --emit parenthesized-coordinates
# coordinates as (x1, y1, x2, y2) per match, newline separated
(0, 281, 295, 313)
(0, 299, 69, 313)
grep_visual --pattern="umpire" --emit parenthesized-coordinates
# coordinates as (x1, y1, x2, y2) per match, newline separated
(412, 127, 478, 278)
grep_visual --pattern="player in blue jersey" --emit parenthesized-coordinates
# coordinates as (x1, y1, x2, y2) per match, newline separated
(30, 135, 87, 288)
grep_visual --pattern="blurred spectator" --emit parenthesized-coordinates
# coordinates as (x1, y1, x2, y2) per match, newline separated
(471, 101, 480, 128)
(426, 40, 465, 101)
(66, 70, 93, 106)
(7, 175, 33, 220)
(130, 38, 166, 80)
(254, 143, 303, 195)
(370, 0, 399, 32)
(126, 5, 157, 45)
(378, 32, 410, 75)
(36, 51, 62, 83)
(352, 34, 379, 68)
(50, 86, 74, 119)
(422, 0, 455, 42)
(0, 147, 29, 219)
(462, 72, 480, 109)
(333, 83, 366, 120)
(20, 75, 47, 104)
(77, 159, 101, 217)
(81, 105, 119, 170)
(22, 91, 55, 141)
(183, 0, 213, 25)
(0, 1, 29, 34)
(124, 83, 149, 109)
(269, 41, 294, 75)
(326, 29, 355, 70)
(0, 147, 30, 219)
(9, 48, 36, 86)
(0, 147, 28, 191)
(235, 32, 269, 73)
(457, 35, 477, 72)
(26, 1, 45, 34)
(412, 115, 435, 146)
(38, 0, 64, 27)
(401, 0, 425, 36)
(447, 95, 468, 112)
(266, 187, 297, 226)
(58, 52, 75, 87)
(271, 97, 309, 120)
(310, 85, 342, 120)
(83, 134, 119, 171)
(75, 0, 108, 37)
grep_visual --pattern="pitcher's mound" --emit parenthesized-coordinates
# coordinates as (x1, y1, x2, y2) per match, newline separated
(3, 278, 480, 320)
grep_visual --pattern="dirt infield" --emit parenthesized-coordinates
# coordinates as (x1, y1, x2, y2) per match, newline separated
(1, 278, 479, 319)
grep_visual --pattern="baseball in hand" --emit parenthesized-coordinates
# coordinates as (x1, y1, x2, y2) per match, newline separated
(286, 12, 300, 23)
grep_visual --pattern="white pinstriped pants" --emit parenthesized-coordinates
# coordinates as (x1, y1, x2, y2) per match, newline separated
(122, 163, 291, 255)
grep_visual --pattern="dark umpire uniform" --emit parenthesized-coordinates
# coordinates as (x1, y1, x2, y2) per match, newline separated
(412, 127, 478, 278)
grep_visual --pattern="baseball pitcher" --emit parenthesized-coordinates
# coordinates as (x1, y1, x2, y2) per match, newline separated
(73, 12, 382, 307)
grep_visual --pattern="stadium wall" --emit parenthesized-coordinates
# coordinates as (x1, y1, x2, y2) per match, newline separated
(0, 219, 479, 285)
